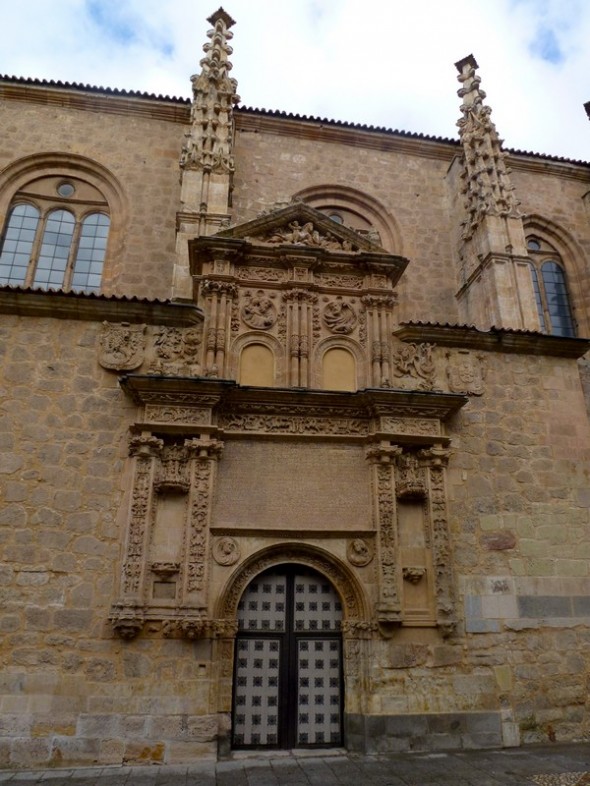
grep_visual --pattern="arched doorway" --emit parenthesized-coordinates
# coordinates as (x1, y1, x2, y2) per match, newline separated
(231, 564, 343, 749)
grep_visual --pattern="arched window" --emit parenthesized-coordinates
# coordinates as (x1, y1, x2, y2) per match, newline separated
(526, 237, 575, 337)
(0, 176, 111, 293)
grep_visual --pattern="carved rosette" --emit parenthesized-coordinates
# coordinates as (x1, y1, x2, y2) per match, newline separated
(419, 446, 456, 635)
(98, 321, 146, 371)
(366, 445, 403, 625)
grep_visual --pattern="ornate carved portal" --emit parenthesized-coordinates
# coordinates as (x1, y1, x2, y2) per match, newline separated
(114, 379, 465, 645)
(109, 433, 224, 639)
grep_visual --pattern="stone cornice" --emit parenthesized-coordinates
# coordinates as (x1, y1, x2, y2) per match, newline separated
(395, 322, 590, 358)
(120, 375, 467, 423)
(234, 111, 458, 163)
(0, 287, 203, 326)
(0, 82, 190, 124)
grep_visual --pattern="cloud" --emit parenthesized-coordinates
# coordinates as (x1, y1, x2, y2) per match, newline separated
(0, 0, 588, 160)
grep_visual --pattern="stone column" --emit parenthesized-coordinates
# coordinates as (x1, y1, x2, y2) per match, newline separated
(419, 445, 456, 635)
(109, 434, 163, 638)
(201, 280, 237, 377)
(179, 437, 224, 624)
(366, 443, 403, 625)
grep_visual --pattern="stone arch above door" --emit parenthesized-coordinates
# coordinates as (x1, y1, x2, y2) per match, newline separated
(215, 543, 370, 626)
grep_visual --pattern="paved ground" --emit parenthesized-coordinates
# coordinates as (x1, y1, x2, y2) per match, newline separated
(1, 744, 590, 786)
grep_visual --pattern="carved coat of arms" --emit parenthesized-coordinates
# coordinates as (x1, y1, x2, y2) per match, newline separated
(446, 350, 486, 396)
(98, 322, 146, 371)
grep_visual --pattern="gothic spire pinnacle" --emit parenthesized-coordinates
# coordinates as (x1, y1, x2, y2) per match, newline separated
(455, 54, 520, 241)
(180, 7, 240, 172)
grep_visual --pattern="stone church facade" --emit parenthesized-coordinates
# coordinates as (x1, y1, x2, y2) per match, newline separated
(2, 7, 590, 768)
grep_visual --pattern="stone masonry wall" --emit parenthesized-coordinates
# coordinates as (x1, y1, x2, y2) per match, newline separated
(0, 315, 219, 767)
(0, 99, 185, 300)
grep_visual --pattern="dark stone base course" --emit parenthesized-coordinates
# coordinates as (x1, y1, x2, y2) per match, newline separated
(345, 711, 503, 754)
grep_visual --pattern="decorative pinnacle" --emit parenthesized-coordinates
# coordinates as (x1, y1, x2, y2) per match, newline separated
(180, 8, 240, 172)
(207, 7, 236, 29)
(454, 54, 520, 240)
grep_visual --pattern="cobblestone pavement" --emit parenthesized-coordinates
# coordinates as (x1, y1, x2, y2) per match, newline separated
(1, 744, 589, 786)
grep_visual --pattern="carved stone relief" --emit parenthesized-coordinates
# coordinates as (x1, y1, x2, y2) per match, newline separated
(213, 536, 241, 566)
(241, 289, 277, 330)
(255, 220, 357, 251)
(446, 349, 486, 395)
(322, 297, 357, 334)
(149, 327, 202, 377)
(98, 322, 145, 371)
(347, 538, 373, 567)
(393, 342, 436, 390)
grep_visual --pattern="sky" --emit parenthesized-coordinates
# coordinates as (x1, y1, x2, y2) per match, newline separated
(1, 0, 590, 162)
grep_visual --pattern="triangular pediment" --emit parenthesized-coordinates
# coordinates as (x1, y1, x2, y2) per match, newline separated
(214, 202, 386, 254)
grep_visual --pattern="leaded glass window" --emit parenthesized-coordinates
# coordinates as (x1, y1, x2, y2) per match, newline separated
(526, 236, 575, 337)
(0, 176, 110, 293)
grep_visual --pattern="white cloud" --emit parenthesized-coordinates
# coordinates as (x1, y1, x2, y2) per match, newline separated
(0, 0, 589, 160)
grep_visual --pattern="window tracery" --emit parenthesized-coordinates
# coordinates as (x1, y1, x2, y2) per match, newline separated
(526, 236, 575, 337)
(0, 175, 110, 292)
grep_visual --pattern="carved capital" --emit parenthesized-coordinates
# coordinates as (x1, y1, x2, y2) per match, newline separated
(418, 446, 451, 468)
(366, 444, 403, 464)
(185, 437, 224, 460)
(128, 434, 163, 458)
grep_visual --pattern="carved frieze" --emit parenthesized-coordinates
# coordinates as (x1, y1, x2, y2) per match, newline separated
(322, 297, 357, 334)
(316, 272, 364, 290)
(220, 412, 368, 436)
(144, 405, 211, 426)
(241, 289, 277, 330)
(380, 417, 440, 436)
(238, 266, 286, 282)
(98, 322, 146, 371)
(446, 349, 486, 396)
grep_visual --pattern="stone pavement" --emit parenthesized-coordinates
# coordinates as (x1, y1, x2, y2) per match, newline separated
(1, 744, 589, 786)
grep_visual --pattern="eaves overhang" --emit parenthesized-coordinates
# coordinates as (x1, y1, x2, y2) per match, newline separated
(395, 322, 590, 359)
(0, 286, 203, 326)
